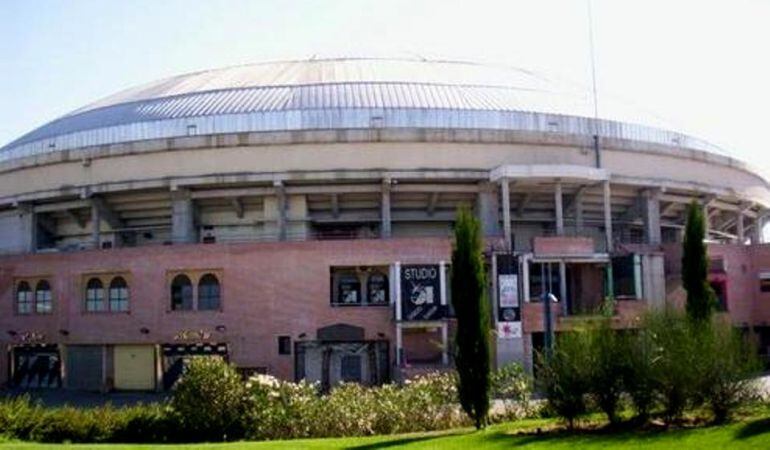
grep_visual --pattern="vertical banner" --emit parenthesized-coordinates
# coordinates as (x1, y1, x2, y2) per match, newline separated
(496, 254, 522, 339)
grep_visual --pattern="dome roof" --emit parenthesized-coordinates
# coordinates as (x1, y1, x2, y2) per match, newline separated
(0, 57, 726, 161)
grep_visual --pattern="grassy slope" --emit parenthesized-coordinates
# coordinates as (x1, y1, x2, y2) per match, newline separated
(1, 416, 769, 449)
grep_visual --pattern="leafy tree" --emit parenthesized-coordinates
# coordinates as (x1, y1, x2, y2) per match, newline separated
(682, 200, 716, 322)
(450, 207, 491, 429)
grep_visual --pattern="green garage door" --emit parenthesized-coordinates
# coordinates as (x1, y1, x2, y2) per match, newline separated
(66, 346, 103, 391)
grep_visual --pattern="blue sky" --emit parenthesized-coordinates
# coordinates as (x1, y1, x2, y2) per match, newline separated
(1, 0, 769, 174)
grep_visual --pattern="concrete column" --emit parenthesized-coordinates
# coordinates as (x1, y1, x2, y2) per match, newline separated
(477, 182, 501, 236)
(603, 180, 613, 252)
(501, 178, 512, 251)
(554, 181, 564, 236)
(755, 214, 765, 244)
(703, 203, 710, 240)
(18, 204, 37, 253)
(575, 190, 584, 235)
(274, 181, 287, 241)
(642, 189, 661, 245)
(90, 203, 101, 249)
(171, 189, 197, 244)
(559, 260, 568, 316)
(737, 211, 745, 244)
(381, 179, 391, 239)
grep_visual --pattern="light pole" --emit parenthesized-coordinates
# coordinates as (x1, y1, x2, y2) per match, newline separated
(541, 262, 559, 359)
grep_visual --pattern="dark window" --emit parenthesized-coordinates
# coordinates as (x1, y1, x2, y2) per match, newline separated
(198, 274, 221, 311)
(85, 278, 105, 312)
(612, 255, 638, 298)
(35, 280, 52, 314)
(278, 336, 291, 355)
(16, 281, 32, 315)
(171, 274, 193, 311)
(529, 263, 560, 302)
(761, 276, 770, 293)
(340, 355, 362, 382)
(337, 274, 361, 305)
(367, 272, 389, 304)
(109, 277, 129, 312)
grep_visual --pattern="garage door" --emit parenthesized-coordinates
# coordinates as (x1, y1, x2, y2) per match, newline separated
(66, 345, 103, 391)
(114, 345, 156, 391)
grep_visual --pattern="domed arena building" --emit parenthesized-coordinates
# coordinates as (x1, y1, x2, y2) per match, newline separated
(1, 57, 769, 391)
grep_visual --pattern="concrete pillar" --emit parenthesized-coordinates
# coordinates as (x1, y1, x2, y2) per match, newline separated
(274, 181, 287, 241)
(501, 179, 512, 251)
(381, 179, 391, 239)
(603, 180, 613, 252)
(171, 189, 197, 244)
(642, 189, 661, 245)
(737, 211, 745, 244)
(559, 260, 568, 316)
(18, 204, 37, 253)
(703, 204, 711, 240)
(755, 214, 765, 244)
(554, 181, 564, 236)
(575, 189, 584, 235)
(477, 182, 501, 236)
(91, 203, 101, 249)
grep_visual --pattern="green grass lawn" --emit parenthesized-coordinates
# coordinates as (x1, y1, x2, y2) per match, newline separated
(1, 415, 769, 450)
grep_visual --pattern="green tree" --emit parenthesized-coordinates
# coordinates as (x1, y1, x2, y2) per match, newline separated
(450, 207, 491, 429)
(682, 200, 716, 322)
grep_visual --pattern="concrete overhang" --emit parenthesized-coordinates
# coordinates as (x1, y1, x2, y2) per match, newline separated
(490, 164, 609, 183)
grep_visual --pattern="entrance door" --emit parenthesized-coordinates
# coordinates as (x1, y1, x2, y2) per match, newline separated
(66, 345, 104, 391)
(114, 345, 156, 391)
(12, 345, 61, 388)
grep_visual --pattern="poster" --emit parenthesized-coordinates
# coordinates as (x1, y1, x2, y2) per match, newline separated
(400, 265, 446, 321)
(498, 274, 519, 307)
(497, 321, 522, 339)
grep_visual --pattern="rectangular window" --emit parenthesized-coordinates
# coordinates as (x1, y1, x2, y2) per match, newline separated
(710, 280, 728, 312)
(760, 272, 770, 293)
(278, 336, 291, 355)
(528, 263, 560, 302)
(612, 255, 639, 299)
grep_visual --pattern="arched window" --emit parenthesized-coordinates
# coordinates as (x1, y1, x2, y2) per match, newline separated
(16, 281, 32, 314)
(337, 273, 361, 305)
(171, 274, 193, 311)
(367, 272, 389, 305)
(35, 280, 52, 314)
(198, 274, 221, 311)
(109, 277, 129, 312)
(85, 278, 105, 312)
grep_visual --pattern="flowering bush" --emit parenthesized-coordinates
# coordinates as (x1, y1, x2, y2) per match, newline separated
(491, 363, 533, 419)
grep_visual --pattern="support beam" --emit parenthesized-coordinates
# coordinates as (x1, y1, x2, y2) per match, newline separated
(476, 182, 501, 236)
(274, 181, 287, 241)
(554, 181, 564, 236)
(660, 201, 678, 217)
(427, 192, 440, 216)
(737, 210, 745, 244)
(91, 196, 123, 230)
(642, 188, 661, 245)
(17, 205, 37, 253)
(501, 179, 512, 251)
(381, 179, 391, 239)
(65, 209, 87, 229)
(603, 180, 613, 252)
(575, 189, 584, 234)
(91, 202, 101, 249)
(516, 192, 531, 217)
(171, 189, 197, 244)
(230, 197, 244, 219)
(330, 194, 340, 218)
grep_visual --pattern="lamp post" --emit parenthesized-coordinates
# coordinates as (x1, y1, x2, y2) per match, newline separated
(542, 262, 559, 359)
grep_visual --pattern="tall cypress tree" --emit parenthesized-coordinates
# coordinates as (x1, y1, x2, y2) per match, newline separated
(450, 207, 491, 429)
(682, 200, 716, 322)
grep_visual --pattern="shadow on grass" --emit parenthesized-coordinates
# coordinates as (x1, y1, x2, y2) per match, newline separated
(735, 417, 770, 440)
(344, 431, 468, 450)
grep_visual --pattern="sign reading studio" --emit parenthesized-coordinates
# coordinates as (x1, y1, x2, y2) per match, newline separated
(400, 264, 446, 321)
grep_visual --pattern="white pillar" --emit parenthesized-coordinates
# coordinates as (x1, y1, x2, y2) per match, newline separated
(171, 189, 197, 244)
(555, 181, 564, 236)
(394, 262, 403, 367)
(274, 181, 287, 241)
(18, 204, 37, 253)
(737, 211, 745, 244)
(477, 182, 501, 236)
(91, 203, 101, 249)
(559, 260, 568, 316)
(603, 180, 613, 252)
(381, 179, 391, 239)
(575, 190, 584, 235)
(703, 203, 711, 240)
(501, 179, 512, 251)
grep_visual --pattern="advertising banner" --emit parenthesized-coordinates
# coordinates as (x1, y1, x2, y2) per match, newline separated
(400, 264, 446, 321)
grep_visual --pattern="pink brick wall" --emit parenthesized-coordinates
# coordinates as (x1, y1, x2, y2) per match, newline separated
(0, 238, 452, 384)
(533, 237, 595, 256)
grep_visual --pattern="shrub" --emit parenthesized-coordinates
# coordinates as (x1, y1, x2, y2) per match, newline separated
(585, 320, 629, 425)
(645, 310, 702, 424)
(491, 363, 532, 419)
(697, 320, 761, 423)
(247, 374, 322, 439)
(169, 357, 252, 441)
(624, 326, 658, 421)
(537, 331, 593, 429)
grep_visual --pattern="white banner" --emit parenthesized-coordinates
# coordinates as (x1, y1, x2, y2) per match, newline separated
(498, 274, 519, 307)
